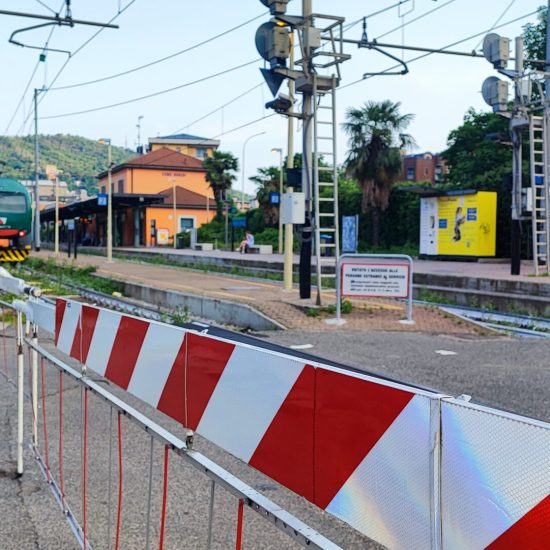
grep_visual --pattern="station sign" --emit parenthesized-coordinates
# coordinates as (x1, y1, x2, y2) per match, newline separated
(341, 262, 410, 298)
(97, 193, 108, 206)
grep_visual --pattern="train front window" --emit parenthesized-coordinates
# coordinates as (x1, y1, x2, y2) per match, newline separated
(0, 193, 27, 213)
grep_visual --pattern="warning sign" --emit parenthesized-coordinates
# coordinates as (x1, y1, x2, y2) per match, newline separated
(341, 263, 410, 298)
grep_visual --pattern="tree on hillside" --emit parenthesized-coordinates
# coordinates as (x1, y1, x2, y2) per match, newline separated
(343, 100, 416, 246)
(203, 150, 239, 219)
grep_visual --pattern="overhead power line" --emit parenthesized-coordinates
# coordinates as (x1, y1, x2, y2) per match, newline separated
(41, 59, 261, 119)
(34, 0, 56, 15)
(472, 0, 517, 52)
(171, 83, 264, 135)
(5, 0, 66, 134)
(16, 0, 140, 135)
(50, 11, 267, 90)
(341, 9, 541, 91)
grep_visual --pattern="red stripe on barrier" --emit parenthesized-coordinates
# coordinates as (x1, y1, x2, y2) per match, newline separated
(83, 388, 88, 549)
(314, 370, 414, 509)
(54, 299, 67, 346)
(184, 333, 235, 430)
(104, 317, 149, 390)
(80, 306, 100, 365)
(235, 498, 244, 550)
(249, 365, 315, 501)
(115, 412, 123, 550)
(159, 445, 169, 550)
(157, 335, 187, 424)
(485, 494, 550, 550)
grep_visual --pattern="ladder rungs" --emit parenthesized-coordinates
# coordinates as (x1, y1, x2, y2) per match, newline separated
(319, 197, 335, 202)
(318, 182, 335, 187)
(319, 228, 336, 233)
(318, 136, 334, 141)
(319, 152, 334, 156)
(317, 121, 333, 125)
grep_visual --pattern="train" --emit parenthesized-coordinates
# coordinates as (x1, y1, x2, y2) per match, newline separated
(0, 177, 32, 262)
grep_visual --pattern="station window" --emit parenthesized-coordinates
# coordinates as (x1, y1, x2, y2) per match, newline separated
(179, 217, 194, 231)
(196, 147, 207, 159)
(117, 180, 124, 194)
(406, 167, 415, 180)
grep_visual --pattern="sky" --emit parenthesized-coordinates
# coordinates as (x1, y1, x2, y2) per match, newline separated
(0, 0, 545, 195)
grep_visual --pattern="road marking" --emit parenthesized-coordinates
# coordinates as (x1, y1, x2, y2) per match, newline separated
(435, 350, 457, 356)
(290, 344, 314, 350)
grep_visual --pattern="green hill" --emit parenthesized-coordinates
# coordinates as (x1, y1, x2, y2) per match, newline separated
(0, 134, 135, 194)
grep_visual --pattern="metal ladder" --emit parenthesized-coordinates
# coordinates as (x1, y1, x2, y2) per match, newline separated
(313, 78, 339, 304)
(529, 115, 550, 274)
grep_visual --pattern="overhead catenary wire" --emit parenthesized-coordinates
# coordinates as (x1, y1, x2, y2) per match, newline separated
(41, 58, 261, 119)
(472, 0, 518, 52)
(34, 0, 57, 15)
(340, 9, 541, 91)
(5, 0, 66, 134)
(16, 0, 140, 135)
(49, 11, 267, 91)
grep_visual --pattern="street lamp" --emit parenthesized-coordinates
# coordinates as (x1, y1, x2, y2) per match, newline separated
(54, 169, 63, 254)
(98, 138, 113, 263)
(271, 147, 283, 254)
(172, 177, 177, 249)
(241, 132, 266, 211)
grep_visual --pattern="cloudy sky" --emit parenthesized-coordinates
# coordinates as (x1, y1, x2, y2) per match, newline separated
(0, 0, 544, 192)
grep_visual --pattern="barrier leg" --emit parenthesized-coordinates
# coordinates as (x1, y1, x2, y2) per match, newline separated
(107, 407, 113, 548)
(159, 445, 169, 550)
(31, 324, 38, 447)
(115, 411, 123, 550)
(59, 370, 66, 512)
(145, 435, 154, 550)
(40, 357, 50, 482)
(206, 480, 216, 550)
(235, 498, 244, 550)
(16, 310, 24, 476)
(1, 305, 7, 379)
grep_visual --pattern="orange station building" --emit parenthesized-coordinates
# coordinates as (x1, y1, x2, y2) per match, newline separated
(97, 146, 216, 247)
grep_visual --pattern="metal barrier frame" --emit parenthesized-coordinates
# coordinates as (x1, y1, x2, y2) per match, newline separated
(20, 335, 342, 550)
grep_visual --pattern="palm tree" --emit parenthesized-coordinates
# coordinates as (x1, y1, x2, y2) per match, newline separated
(343, 100, 416, 247)
(203, 151, 239, 219)
(249, 166, 281, 226)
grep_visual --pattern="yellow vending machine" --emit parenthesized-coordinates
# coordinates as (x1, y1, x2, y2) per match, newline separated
(419, 190, 497, 259)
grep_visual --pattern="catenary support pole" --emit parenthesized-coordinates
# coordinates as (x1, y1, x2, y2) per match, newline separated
(510, 37, 524, 275)
(284, 33, 295, 291)
(16, 310, 24, 475)
(299, 0, 313, 299)
(33, 89, 41, 251)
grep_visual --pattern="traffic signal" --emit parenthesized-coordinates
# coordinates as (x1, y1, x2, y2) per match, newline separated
(482, 33, 510, 70)
(265, 94, 293, 114)
(259, 0, 290, 15)
(481, 76, 509, 113)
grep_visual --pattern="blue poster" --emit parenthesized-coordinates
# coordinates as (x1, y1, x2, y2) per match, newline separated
(269, 191, 280, 205)
(342, 215, 358, 253)
(97, 193, 108, 206)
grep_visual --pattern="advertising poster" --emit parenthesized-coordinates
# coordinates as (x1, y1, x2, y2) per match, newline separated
(419, 191, 496, 257)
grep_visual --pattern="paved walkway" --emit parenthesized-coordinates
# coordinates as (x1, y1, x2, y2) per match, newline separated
(36, 250, 485, 335)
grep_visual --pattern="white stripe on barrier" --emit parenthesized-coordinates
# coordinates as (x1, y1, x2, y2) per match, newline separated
(128, 323, 185, 408)
(86, 309, 121, 376)
(56, 301, 81, 355)
(196, 346, 305, 462)
(326, 395, 432, 550)
(441, 400, 550, 549)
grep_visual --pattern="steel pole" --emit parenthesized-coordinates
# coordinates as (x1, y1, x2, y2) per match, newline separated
(33, 89, 41, 251)
(278, 150, 283, 254)
(107, 142, 113, 262)
(284, 35, 295, 291)
(299, 0, 313, 299)
(54, 176, 59, 254)
(173, 178, 177, 249)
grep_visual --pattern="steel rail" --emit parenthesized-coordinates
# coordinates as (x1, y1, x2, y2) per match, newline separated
(24, 338, 342, 550)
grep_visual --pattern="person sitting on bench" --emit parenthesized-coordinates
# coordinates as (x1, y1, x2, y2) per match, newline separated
(238, 231, 254, 253)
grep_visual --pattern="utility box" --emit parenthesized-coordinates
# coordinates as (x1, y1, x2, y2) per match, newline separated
(282, 192, 305, 224)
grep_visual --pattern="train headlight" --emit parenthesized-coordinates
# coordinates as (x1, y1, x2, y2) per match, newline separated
(18, 230, 26, 237)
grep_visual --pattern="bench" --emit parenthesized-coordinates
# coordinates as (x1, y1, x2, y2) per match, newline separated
(194, 243, 214, 251)
(247, 244, 273, 254)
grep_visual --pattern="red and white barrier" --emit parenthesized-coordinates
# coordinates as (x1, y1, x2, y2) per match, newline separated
(54, 298, 442, 548)
(441, 399, 550, 549)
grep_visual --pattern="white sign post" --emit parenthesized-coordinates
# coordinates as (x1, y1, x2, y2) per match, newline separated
(327, 254, 414, 325)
